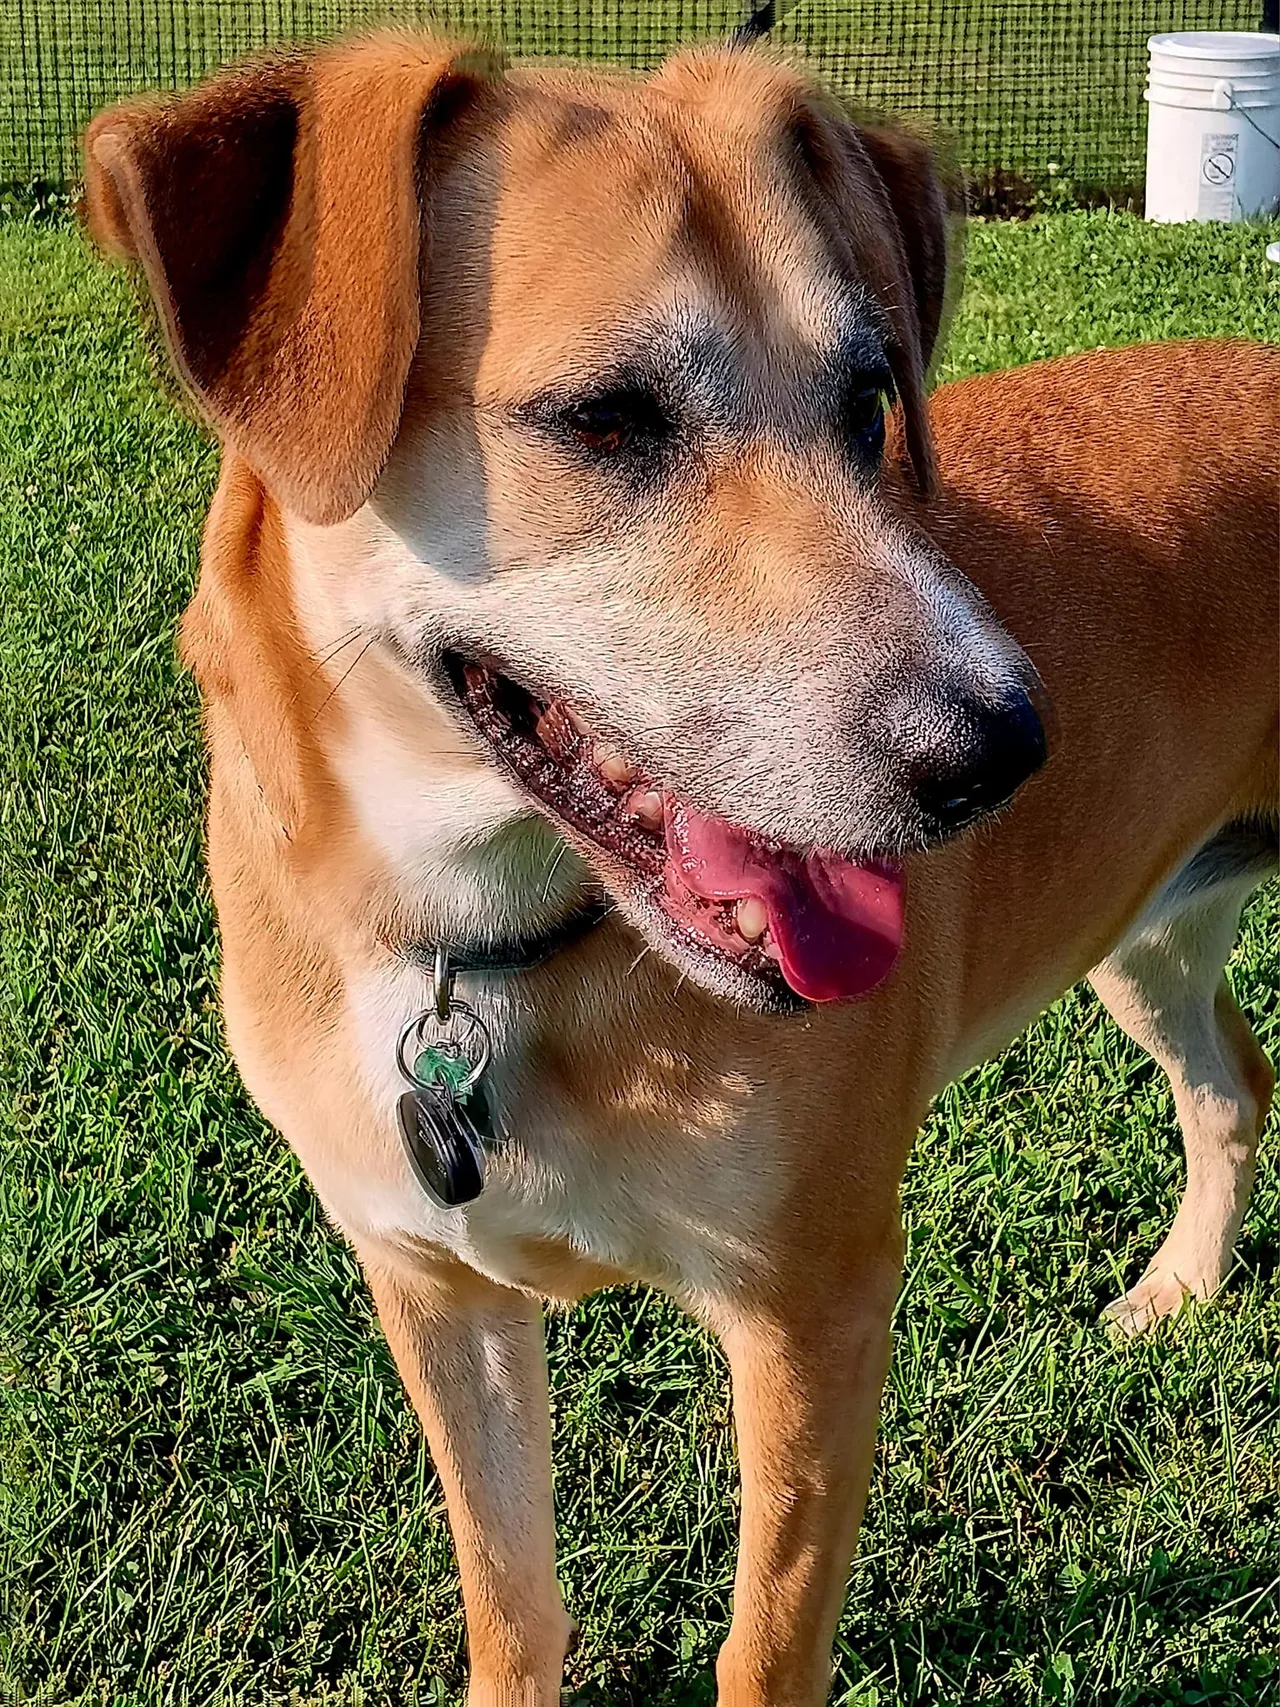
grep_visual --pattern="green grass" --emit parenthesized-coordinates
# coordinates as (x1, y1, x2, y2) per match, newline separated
(0, 0, 1263, 197)
(1, 210, 1279, 1707)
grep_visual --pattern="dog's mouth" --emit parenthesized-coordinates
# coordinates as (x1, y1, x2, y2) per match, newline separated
(444, 653, 905, 1006)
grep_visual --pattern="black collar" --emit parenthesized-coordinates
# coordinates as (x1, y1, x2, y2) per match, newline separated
(402, 896, 611, 977)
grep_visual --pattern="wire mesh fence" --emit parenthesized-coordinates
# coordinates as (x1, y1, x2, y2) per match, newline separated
(2, 0, 1270, 203)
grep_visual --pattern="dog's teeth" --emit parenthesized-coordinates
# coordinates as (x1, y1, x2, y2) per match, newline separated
(564, 705, 589, 734)
(624, 789, 664, 831)
(735, 898, 768, 942)
(595, 745, 633, 791)
(535, 703, 578, 762)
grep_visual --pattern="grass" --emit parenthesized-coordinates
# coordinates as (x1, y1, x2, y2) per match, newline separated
(0, 0, 1263, 198)
(1, 209, 1278, 1707)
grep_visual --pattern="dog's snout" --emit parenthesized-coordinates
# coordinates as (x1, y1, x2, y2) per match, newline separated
(910, 688, 1047, 835)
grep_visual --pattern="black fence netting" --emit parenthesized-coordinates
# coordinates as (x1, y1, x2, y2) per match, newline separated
(1, 0, 1267, 202)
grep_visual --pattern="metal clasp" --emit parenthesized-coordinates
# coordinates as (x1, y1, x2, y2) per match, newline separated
(396, 942, 493, 1103)
(395, 1001, 492, 1098)
(432, 943, 456, 1023)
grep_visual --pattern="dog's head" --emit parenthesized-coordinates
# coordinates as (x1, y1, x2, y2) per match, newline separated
(85, 33, 1046, 1012)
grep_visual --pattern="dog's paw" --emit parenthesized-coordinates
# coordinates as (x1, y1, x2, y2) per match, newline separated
(1101, 1268, 1201, 1336)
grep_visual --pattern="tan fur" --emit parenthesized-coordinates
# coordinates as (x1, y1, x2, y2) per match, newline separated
(1092, 895, 1274, 1332)
(84, 34, 504, 524)
(84, 33, 1278, 1705)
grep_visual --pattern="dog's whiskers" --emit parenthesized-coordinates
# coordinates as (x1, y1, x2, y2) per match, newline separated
(310, 634, 378, 725)
(540, 840, 570, 901)
(625, 943, 652, 979)
(307, 625, 367, 678)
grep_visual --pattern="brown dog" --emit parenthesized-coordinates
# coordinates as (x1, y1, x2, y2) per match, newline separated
(83, 31, 1278, 1706)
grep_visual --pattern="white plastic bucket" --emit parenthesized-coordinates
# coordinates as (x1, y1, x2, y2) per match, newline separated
(1145, 32, 1280, 222)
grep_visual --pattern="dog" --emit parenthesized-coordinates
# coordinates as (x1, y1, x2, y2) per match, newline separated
(83, 30, 1278, 1706)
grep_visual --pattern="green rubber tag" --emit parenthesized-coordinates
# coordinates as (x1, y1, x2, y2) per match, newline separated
(413, 1044, 471, 1095)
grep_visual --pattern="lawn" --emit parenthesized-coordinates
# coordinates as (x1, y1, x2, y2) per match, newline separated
(1, 210, 1278, 1707)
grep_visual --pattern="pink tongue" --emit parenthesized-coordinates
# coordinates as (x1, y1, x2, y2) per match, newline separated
(665, 799, 905, 1003)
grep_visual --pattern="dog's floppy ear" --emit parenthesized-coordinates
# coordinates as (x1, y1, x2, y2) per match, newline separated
(83, 33, 499, 525)
(792, 101, 952, 495)
(853, 125, 952, 383)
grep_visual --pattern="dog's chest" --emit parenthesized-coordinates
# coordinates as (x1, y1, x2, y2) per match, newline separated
(309, 959, 781, 1304)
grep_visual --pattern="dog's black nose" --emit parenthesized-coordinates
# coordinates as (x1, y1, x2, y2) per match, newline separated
(912, 688, 1047, 835)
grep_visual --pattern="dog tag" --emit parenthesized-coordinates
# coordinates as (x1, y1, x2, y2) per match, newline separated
(394, 978, 495, 1209)
(397, 1082, 488, 1208)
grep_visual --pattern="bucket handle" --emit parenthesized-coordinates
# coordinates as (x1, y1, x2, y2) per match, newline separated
(1224, 86, 1280, 150)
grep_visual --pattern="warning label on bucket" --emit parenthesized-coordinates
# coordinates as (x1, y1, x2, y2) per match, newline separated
(1198, 132, 1239, 221)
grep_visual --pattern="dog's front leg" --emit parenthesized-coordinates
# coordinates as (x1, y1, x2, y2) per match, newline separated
(713, 1221, 902, 1707)
(365, 1259, 573, 1706)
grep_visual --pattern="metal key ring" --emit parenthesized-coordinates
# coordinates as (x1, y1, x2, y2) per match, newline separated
(396, 998, 492, 1096)
(432, 943, 454, 1023)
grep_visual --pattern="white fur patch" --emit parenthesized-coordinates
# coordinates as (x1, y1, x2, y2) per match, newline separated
(324, 957, 778, 1303)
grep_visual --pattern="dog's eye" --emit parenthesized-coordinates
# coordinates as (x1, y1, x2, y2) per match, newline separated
(562, 387, 669, 457)
(843, 385, 887, 462)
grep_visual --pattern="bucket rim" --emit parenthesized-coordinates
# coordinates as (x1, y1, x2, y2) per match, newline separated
(1146, 67, 1280, 94)
(1148, 64, 1280, 80)
(1148, 30, 1280, 60)
(1145, 85, 1280, 105)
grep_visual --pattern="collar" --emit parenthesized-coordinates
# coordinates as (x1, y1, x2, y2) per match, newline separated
(401, 895, 611, 978)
